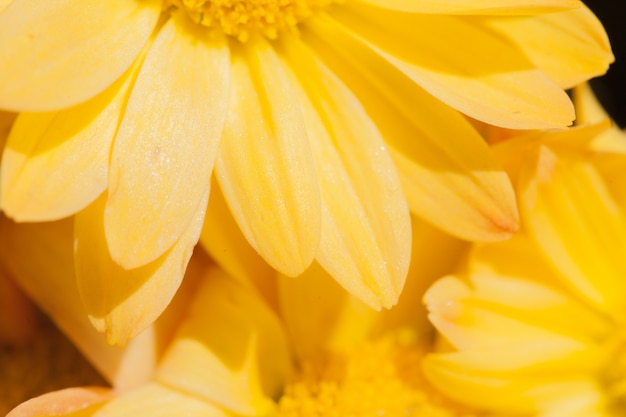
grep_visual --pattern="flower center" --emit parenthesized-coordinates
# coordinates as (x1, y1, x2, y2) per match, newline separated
(276, 330, 477, 417)
(165, 0, 334, 42)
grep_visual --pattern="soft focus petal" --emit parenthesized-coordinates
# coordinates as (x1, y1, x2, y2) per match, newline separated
(353, 0, 580, 14)
(478, 6, 613, 89)
(0, 61, 136, 222)
(0, 0, 14, 13)
(327, 3, 574, 128)
(0, 0, 160, 111)
(75, 190, 208, 346)
(304, 20, 519, 241)
(156, 267, 291, 416)
(105, 15, 229, 269)
(280, 36, 410, 310)
(215, 37, 320, 277)
(7, 387, 113, 417)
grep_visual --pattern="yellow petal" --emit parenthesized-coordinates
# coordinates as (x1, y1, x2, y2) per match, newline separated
(353, 0, 580, 14)
(280, 36, 411, 310)
(0, 0, 14, 13)
(156, 267, 291, 416)
(215, 37, 320, 277)
(105, 16, 229, 269)
(0, 61, 136, 222)
(327, 3, 574, 128)
(479, 6, 613, 89)
(7, 387, 112, 417)
(75, 189, 208, 346)
(304, 18, 519, 241)
(0, 0, 160, 111)
(518, 145, 626, 314)
(0, 217, 157, 389)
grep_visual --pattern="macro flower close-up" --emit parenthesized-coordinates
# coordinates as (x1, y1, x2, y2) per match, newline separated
(0, 0, 614, 343)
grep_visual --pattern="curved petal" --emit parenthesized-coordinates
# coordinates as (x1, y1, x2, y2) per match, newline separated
(303, 18, 519, 241)
(0, 0, 160, 111)
(279, 36, 410, 310)
(156, 268, 291, 416)
(326, 3, 574, 128)
(215, 37, 320, 277)
(105, 15, 229, 269)
(0, 61, 136, 222)
(7, 387, 113, 417)
(353, 0, 580, 14)
(75, 189, 208, 346)
(478, 6, 613, 89)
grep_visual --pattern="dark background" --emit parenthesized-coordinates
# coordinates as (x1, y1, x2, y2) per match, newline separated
(584, 0, 626, 127)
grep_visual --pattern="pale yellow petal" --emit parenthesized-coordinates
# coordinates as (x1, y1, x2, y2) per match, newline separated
(353, 0, 580, 14)
(0, 61, 137, 222)
(0, 0, 14, 13)
(75, 189, 208, 346)
(0, 0, 160, 111)
(215, 37, 320, 277)
(105, 15, 229, 269)
(280, 36, 410, 310)
(7, 387, 112, 417)
(327, 4, 574, 128)
(156, 267, 290, 416)
(518, 145, 626, 314)
(479, 6, 613, 89)
(0, 217, 156, 389)
(304, 19, 519, 241)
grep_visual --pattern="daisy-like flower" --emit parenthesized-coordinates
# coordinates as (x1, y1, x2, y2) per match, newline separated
(423, 90, 626, 416)
(0, 0, 613, 343)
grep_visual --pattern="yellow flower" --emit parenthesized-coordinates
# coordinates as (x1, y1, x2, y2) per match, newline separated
(0, 1, 613, 343)
(423, 99, 626, 416)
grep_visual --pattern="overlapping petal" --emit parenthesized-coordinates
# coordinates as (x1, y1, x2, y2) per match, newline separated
(354, 0, 580, 14)
(0, 0, 161, 111)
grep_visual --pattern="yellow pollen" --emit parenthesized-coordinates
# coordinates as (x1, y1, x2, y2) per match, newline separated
(165, 0, 334, 42)
(276, 330, 479, 417)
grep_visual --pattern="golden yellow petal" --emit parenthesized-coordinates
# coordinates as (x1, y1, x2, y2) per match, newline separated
(279, 36, 410, 310)
(304, 19, 519, 241)
(479, 6, 613, 89)
(215, 37, 321, 277)
(0, 61, 136, 222)
(6, 387, 112, 417)
(328, 3, 574, 128)
(353, 0, 580, 14)
(0, 0, 160, 111)
(156, 268, 290, 416)
(75, 189, 208, 346)
(0, 217, 157, 389)
(105, 16, 229, 269)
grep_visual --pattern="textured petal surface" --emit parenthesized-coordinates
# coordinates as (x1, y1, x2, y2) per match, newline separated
(0, 0, 160, 111)
(353, 0, 580, 14)
(280, 36, 410, 310)
(75, 190, 208, 346)
(304, 19, 519, 241)
(215, 38, 320, 277)
(105, 16, 229, 269)
(0, 62, 136, 222)
(7, 387, 112, 417)
(156, 268, 291, 416)
(327, 3, 574, 128)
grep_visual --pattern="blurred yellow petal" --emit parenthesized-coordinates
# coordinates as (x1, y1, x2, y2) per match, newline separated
(518, 145, 626, 314)
(479, 7, 613, 89)
(75, 190, 208, 346)
(304, 20, 518, 242)
(0, 61, 136, 222)
(328, 3, 574, 129)
(0, 0, 160, 111)
(280, 36, 410, 310)
(105, 15, 228, 269)
(215, 37, 320, 277)
(6, 387, 112, 417)
(354, 0, 580, 14)
(0, 0, 14, 13)
(156, 268, 291, 416)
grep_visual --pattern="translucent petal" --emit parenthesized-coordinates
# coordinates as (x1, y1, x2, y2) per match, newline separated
(156, 268, 290, 416)
(75, 189, 208, 346)
(280, 36, 410, 310)
(304, 17, 519, 241)
(328, 3, 574, 128)
(215, 37, 320, 277)
(0, 0, 160, 111)
(105, 16, 229, 269)
(6, 387, 112, 417)
(353, 0, 580, 14)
